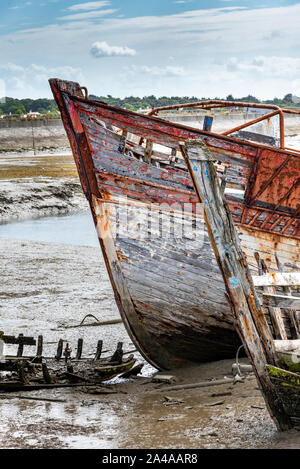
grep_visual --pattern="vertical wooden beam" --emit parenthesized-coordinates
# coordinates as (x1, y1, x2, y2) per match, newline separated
(182, 140, 292, 431)
(94, 340, 103, 361)
(144, 140, 153, 163)
(275, 253, 300, 339)
(76, 338, 83, 360)
(17, 334, 24, 357)
(37, 335, 43, 358)
(56, 339, 63, 360)
(254, 253, 287, 340)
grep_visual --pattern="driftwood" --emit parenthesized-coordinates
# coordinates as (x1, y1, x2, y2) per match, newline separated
(155, 377, 258, 393)
(183, 140, 293, 431)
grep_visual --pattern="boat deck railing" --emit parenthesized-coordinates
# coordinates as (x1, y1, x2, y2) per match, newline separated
(148, 100, 300, 153)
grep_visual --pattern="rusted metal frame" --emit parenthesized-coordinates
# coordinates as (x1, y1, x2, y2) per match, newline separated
(237, 221, 300, 240)
(80, 86, 88, 99)
(268, 215, 285, 230)
(282, 108, 300, 115)
(248, 211, 262, 227)
(228, 196, 296, 219)
(93, 169, 196, 196)
(292, 225, 300, 237)
(249, 155, 292, 205)
(221, 109, 279, 136)
(221, 109, 285, 149)
(70, 95, 300, 159)
(148, 99, 283, 116)
(260, 178, 300, 229)
(182, 140, 292, 431)
(280, 206, 300, 235)
(242, 147, 262, 212)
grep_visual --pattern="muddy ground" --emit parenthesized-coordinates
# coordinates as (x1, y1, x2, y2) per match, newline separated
(0, 153, 86, 223)
(1, 237, 300, 449)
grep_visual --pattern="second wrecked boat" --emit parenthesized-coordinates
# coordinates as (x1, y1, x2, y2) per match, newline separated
(49, 79, 300, 370)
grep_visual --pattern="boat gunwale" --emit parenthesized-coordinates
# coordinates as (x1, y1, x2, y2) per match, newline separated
(66, 91, 300, 160)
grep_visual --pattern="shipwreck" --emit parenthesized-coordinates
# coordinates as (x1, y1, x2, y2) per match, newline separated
(49, 79, 299, 373)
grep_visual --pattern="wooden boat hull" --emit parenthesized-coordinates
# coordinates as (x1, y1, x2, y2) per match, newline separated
(49, 79, 299, 370)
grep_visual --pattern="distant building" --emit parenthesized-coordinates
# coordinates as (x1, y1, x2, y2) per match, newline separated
(26, 111, 41, 118)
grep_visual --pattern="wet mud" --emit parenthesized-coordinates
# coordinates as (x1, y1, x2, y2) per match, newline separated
(0, 153, 86, 223)
(1, 237, 300, 449)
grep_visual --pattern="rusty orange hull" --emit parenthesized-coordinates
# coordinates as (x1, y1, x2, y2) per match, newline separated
(49, 79, 299, 370)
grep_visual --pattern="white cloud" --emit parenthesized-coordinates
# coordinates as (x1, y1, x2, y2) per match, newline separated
(9, 2, 31, 9)
(0, 63, 84, 98)
(128, 65, 186, 77)
(227, 56, 300, 78)
(2, 3, 300, 98)
(58, 8, 117, 21)
(67, 1, 110, 11)
(90, 41, 136, 57)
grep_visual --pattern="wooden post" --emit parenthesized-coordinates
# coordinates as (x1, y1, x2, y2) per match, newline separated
(42, 362, 54, 384)
(55, 339, 63, 360)
(94, 340, 103, 361)
(76, 338, 83, 360)
(36, 335, 43, 357)
(17, 334, 24, 357)
(144, 140, 153, 163)
(182, 140, 292, 431)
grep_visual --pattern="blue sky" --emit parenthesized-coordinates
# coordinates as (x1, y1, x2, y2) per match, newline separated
(1, 0, 300, 99)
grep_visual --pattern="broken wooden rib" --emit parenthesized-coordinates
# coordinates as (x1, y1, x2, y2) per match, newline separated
(49, 78, 299, 371)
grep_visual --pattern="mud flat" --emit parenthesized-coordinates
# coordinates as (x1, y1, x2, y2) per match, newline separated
(0, 153, 86, 223)
(1, 237, 300, 449)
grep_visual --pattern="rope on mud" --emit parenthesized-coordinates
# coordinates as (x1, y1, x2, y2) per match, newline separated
(52, 314, 123, 330)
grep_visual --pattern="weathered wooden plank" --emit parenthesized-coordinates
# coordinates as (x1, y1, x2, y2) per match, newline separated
(253, 273, 300, 287)
(183, 140, 292, 430)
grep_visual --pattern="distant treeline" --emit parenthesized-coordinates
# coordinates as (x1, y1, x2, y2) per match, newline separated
(90, 93, 299, 111)
(0, 93, 298, 116)
(0, 97, 59, 116)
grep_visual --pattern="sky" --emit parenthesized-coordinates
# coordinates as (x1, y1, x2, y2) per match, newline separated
(1, 0, 300, 99)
